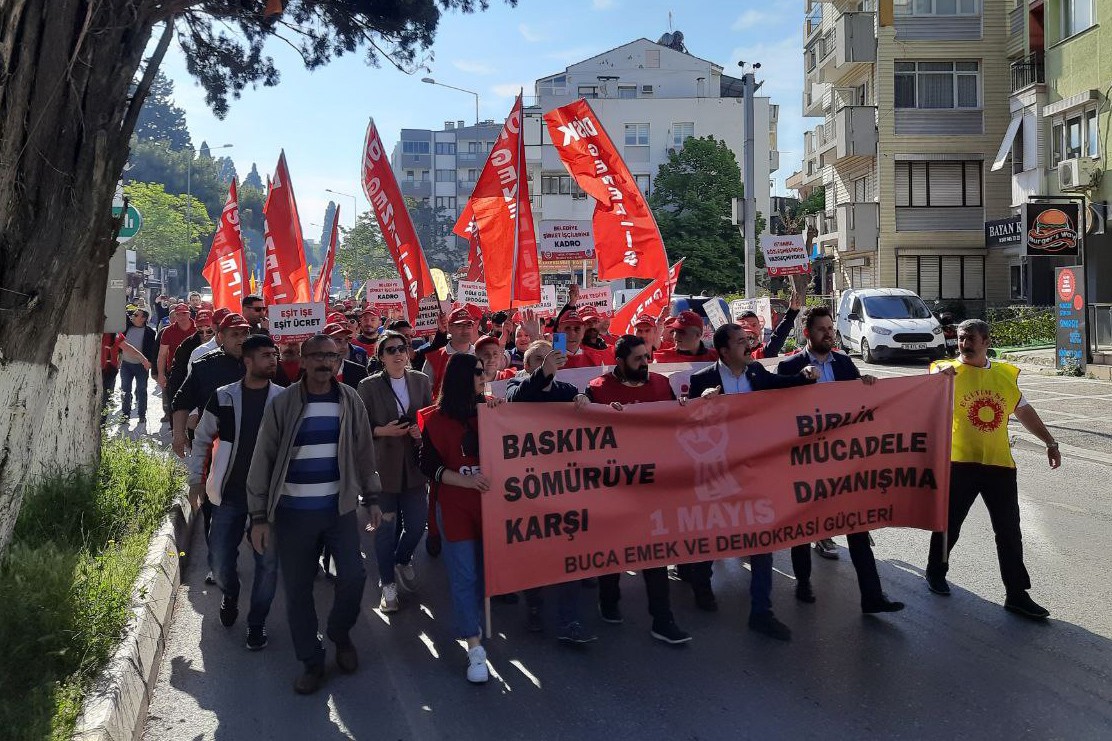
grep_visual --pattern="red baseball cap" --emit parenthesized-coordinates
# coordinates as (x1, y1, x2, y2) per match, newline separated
(323, 322, 352, 338)
(212, 308, 231, 326)
(343, 299, 354, 309)
(578, 306, 601, 322)
(218, 313, 251, 331)
(172, 303, 191, 315)
(557, 310, 584, 327)
(475, 335, 503, 352)
(326, 311, 347, 325)
(448, 307, 476, 325)
(361, 307, 380, 319)
(673, 310, 704, 331)
(633, 314, 656, 328)
(195, 310, 214, 324)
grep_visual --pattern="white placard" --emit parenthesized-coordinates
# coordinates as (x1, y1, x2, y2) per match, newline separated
(761, 234, 811, 277)
(366, 279, 407, 317)
(456, 279, 489, 309)
(730, 297, 773, 327)
(269, 302, 327, 343)
(413, 296, 441, 334)
(703, 299, 729, 329)
(539, 220, 595, 261)
(575, 285, 613, 317)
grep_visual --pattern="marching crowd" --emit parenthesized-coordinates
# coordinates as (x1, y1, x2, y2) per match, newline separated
(105, 283, 1064, 695)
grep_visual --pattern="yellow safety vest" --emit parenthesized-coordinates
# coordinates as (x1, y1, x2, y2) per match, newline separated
(931, 359, 1021, 468)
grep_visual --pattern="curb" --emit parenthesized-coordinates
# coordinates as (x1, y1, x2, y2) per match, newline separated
(72, 488, 195, 741)
(1011, 431, 1112, 467)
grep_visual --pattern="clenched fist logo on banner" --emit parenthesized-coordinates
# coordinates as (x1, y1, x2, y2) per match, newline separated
(675, 402, 740, 502)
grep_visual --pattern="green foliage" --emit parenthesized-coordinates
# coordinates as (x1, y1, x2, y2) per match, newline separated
(649, 136, 765, 295)
(799, 186, 825, 215)
(242, 163, 264, 190)
(986, 305, 1055, 347)
(0, 438, 184, 739)
(124, 182, 215, 267)
(337, 211, 398, 281)
(133, 71, 192, 151)
(127, 138, 231, 232)
(237, 184, 267, 267)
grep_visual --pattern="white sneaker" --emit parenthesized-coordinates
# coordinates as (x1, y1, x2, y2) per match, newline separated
(379, 583, 399, 613)
(395, 562, 418, 592)
(466, 645, 489, 684)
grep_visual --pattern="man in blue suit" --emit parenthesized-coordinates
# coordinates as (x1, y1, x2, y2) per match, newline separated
(682, 323, 818, 641)
(777, 305, 904, 615)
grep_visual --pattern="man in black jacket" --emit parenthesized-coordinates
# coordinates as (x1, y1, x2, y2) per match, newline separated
(777, 306, 904, 615)
(683, 323, 818, 641)
(118, 308, 159, 423)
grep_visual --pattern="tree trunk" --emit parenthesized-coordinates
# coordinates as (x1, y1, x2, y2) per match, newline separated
(0, 1, 164, 551)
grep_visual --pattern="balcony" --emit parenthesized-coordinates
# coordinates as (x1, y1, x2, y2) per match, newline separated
(832, 105, 877, 163)
(1007, 5, 1026, 58)
(1011, 54, 1045, 94)
(456, 151, 486, 165)
(825, 12, 877, 85)
(836, 202, 878, 253)
(803, 82, 827, 117)
(805, 2, 823, 41)
(457, 179, 477, 195)
(808, 210, 838, 243)
(398, 180, 431, 198)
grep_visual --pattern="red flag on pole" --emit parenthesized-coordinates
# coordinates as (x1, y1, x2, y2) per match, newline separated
(201, 181, 248, 312)
(453, 201, 485, 281)
(544, 99, 669, 282)
(609, 259, 685, 336)
(262, 151, 311, 304)
(361, 119, 436, 321)
(312, 204, 341, 303)
(465, 94, 540, 310)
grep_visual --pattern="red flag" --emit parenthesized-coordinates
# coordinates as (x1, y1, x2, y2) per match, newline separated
(361, 118, 436, 322)
(543, 99, 669, 281)
(453, 201, 485, 281)
(609, 259, 684, 336)
(313, 204, 341, 303)
(201, 181, 248, 312)
(262, 151, 311, 304)
(465, 94, 540, 310)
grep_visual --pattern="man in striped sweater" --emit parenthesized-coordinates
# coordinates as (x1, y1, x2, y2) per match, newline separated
(247, 334, 381, 695)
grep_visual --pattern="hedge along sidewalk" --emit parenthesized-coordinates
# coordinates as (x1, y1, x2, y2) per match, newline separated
(0, 436, 188, 741)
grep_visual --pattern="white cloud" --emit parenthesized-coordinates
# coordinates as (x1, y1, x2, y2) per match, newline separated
(518, 23, 544, 43)
(491, 83, 530, 99)
(732, 10, 771, 30)
(592, 0, 616, 9)
(731, 0, 796, 30)
(544, 46, 597, 65)
(451, 59, 495, 75)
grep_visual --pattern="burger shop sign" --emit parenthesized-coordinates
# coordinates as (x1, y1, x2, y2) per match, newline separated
(1024, 203, 1080, 258)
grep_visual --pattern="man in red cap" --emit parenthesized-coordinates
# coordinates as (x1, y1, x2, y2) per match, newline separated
(351, 308, 381, 358)
(554, 308, 608, 369)
(652, 310, 716, 363)
(188, 307, 231, 367)
(324, 322, 369, 389)
(166, 310, 217, 424)
(422, 307, 477, 396)
(475, 335, 515, 382)
(631, 314, 660, 360)
(157, 303, 196, 422)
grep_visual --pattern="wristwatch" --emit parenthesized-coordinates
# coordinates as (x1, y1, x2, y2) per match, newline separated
(1046, 440, 1059, 450)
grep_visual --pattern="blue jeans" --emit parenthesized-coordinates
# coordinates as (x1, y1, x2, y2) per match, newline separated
(274, 508, 365, 667)
(749, 553, 774, 614)
(119, 361, 148, 417)
(207, 501, 279, 628)
(438, 504, 484, 639)
(374, 486, 429, 585)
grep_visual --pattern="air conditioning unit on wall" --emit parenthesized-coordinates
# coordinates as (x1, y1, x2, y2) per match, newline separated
(1058, 157, 1099, 191)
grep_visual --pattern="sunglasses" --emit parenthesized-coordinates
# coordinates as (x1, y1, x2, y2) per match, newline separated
(382, 344, 407, 356)
(305, 352, 342, 362)
(473, 367, 485, 377)
(199, 328, 215, 336)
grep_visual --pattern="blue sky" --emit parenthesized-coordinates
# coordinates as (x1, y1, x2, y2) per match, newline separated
(160, 0, 801, 238)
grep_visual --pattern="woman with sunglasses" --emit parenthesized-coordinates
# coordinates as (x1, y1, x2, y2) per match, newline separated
(418, 352, 500, 684)
(356, 331, 433, 614)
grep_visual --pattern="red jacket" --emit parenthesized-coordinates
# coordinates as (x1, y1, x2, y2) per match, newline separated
(420, 408, 482, 541)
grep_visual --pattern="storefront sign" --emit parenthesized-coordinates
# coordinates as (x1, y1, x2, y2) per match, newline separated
(1054, 265, 1087, 372)
(1025, 203, 1080, 257)
(985, 215, 1022, 247)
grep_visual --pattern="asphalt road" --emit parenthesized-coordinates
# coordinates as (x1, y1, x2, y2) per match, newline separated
(140, 356, 1112, 740)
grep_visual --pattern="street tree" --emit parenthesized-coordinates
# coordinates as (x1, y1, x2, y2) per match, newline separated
(0, 0, 508, 553)
(407, 197, 464, 272)
(133, 71, 192, 151)
(649, 136, 765, 295)
(123, 182, 215, 268)
(337, 212, 399, 282)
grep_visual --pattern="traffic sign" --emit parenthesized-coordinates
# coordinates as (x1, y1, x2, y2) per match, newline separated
(112, 204, 142, 242)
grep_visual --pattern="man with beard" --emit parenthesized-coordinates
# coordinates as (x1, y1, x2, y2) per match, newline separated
(584, 335, 689, 645)
(351, 307, 381, 357)
(652, 310, 716, 364)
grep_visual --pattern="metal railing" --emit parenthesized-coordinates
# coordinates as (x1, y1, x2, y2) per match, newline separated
(1010, 53, 1044, 93)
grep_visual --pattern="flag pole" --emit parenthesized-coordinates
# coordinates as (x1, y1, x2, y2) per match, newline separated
(509, 92, 523, 307)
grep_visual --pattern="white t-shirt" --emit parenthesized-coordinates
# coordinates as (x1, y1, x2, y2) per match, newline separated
(389, 375, 410, 416)
(189, 336, 219, 367)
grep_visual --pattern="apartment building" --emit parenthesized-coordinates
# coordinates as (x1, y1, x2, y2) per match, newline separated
(997, 0, 1111, 320)
(800, 0, 1014, 313)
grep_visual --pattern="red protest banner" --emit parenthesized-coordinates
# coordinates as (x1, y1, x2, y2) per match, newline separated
(202, 180, 247, 312)
(610, 259, 684, 335)
(312, 204, 340, 303)
(543, 99, 669, 282)
(262, 152, 312, 304)
(454, 203, 485, 281)
(361, 118, 437, 321)
(478, 374, 952, 596)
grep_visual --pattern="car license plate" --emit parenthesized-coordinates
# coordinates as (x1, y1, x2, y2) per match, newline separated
(904, 343, 927, 350)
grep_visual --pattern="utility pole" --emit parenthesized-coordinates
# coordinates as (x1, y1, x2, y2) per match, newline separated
(740, 64, 761, 298)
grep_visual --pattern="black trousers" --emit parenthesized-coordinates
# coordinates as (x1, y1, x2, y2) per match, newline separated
(927, 462, 1030, 596)
(599, 567, 673, 624)
(791, 534, 883, 605)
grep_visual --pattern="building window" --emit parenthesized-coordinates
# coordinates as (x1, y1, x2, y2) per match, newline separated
(578, 85, 598, 99)
(537, 75, 567, 96)
(895, 161, 983, 207)
(1087, 109, 1099, 157)
(898, 255, 984, 299)
(644, 50, 660, 68)
(617, 85, 637, 99)
(672, 122, 695, 148)
(1062, 0, 1094, 39)
(1010, 264, 1027, 299)
(468, 141, 482, 153)
(635, 174, 651, 195)
(421, 170, 430, 182)
(895, 0, 979, 15)
(641, 84, 655, 97)
(435, 142, 456, 154)
(435, 169, 454, 182)
(405, 170, 415, 181)
(1012, 119, 1025, 174)
(435, 196, 457, 209)
(1051, 108, 1100, 164)
(894, 61, 979, 109)
(467, 169, 477, 181)
(624, 123, 650, 146)
(541, 174, 586, 198)
(401, 140, 430, 154)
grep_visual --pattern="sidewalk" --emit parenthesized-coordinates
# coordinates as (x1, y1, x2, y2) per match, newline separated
(1002, 347, 1112, 382)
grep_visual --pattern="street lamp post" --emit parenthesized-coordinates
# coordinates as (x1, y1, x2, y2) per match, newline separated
(185, 142, 234, 293)
(421, 77, 480, 125)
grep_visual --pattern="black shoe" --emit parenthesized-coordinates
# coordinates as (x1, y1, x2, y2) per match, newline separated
(926, 573, 951, 596)
(862, 596, 906, 614)
(650, 620, 692, 645)
(558, 621, 598, 644)
(599, 602, 623, 624)
(748, 611, 792, 641)
(693, 584, 718, 612)
(526, 607, 543, 633)
(294, 663, 325, 695)
(1004, 592, 1050, 621)
(245, 626, 268, 651)
(334, 640, 358, 674)
(219, 596, 239, 627)
(494, 592, 519, 605)
(795, 580, 816, 604)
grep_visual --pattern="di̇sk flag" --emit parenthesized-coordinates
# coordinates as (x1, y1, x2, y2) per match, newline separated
(543, 99, 669, 282)
(262, 151, 311, 304)
(201, 180, 247, 312)
(361, 118, 436, 322)
(465, 94, 540, 309)
(313, 204, 341, 303)
(610, 259, 684, 336)
(453, 202, 486, 282)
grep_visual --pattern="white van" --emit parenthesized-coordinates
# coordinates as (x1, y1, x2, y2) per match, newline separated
(835, 288, 945, 363)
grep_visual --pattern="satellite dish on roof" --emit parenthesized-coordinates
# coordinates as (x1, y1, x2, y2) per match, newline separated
(673, 31, 685, 50)
(659, 32, 674, 46)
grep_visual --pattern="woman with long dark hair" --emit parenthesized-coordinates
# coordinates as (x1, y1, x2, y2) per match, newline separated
(419, 352, 495, 684)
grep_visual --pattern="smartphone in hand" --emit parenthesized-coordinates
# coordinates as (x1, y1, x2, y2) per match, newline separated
(552, 332, 567, 353)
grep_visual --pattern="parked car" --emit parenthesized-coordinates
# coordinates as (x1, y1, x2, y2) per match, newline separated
(835, 288, 946, 363)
